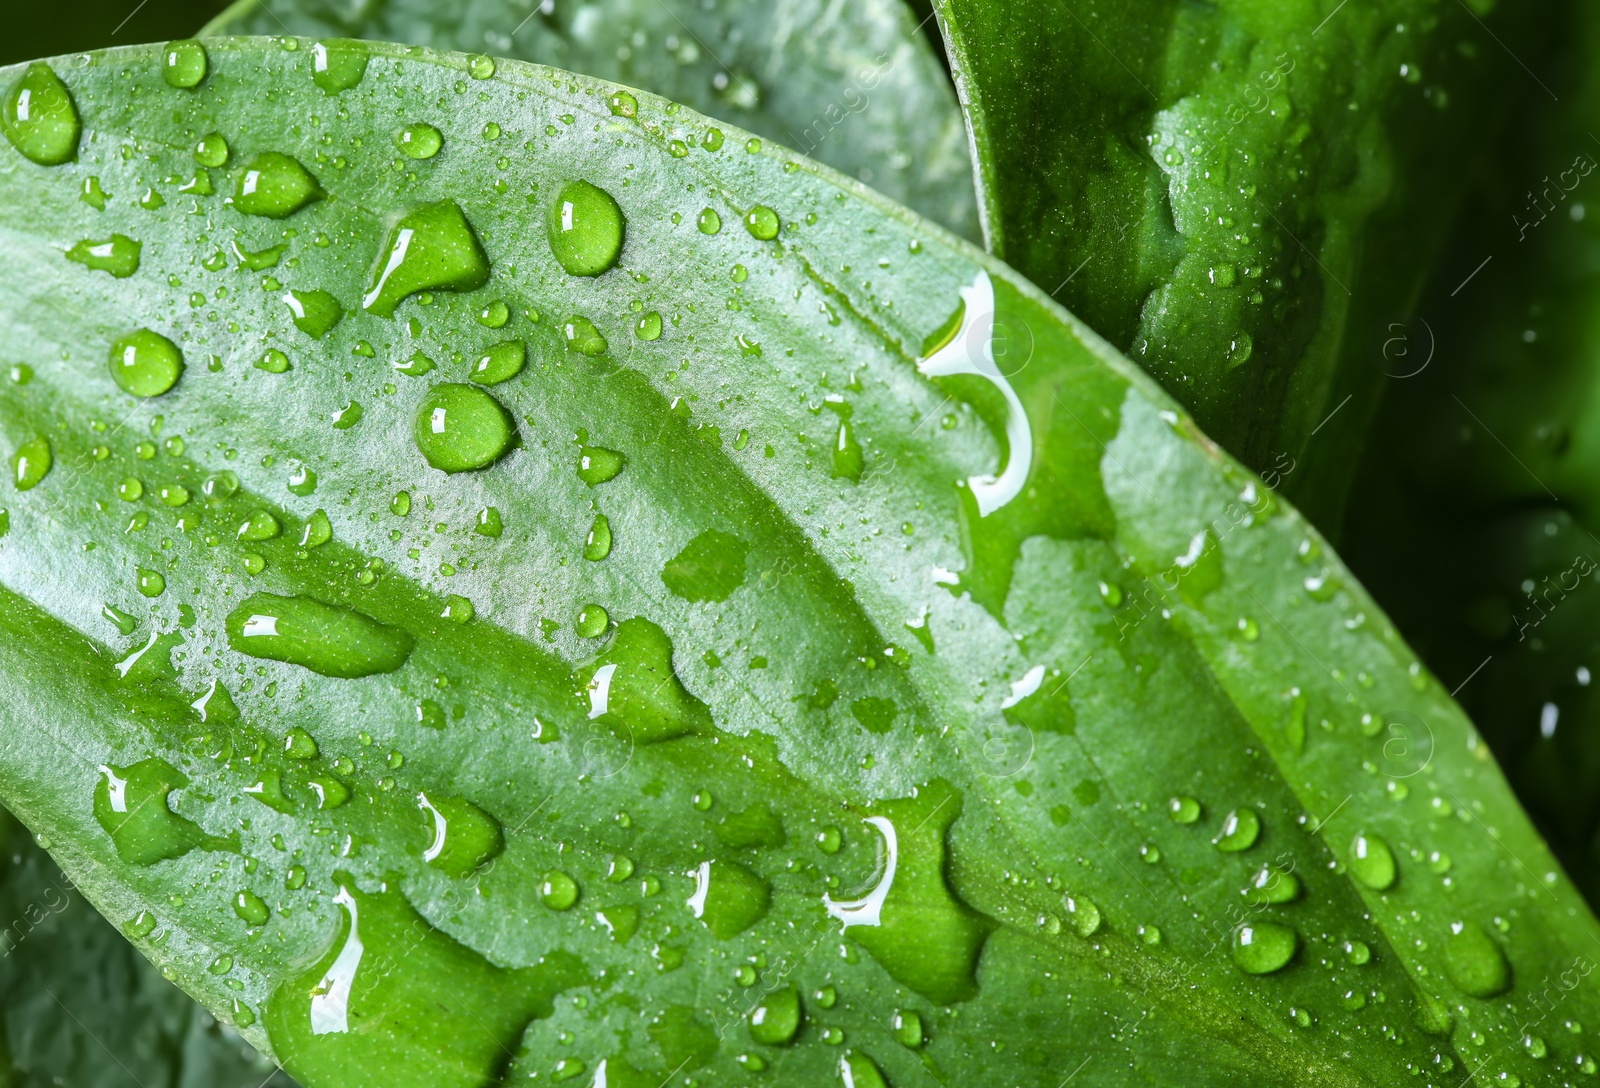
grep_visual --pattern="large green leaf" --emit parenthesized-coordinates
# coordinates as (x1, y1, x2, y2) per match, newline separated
(0, 808, 290, 1088)
(0, 36, 1595, 1088)
(1342, 1, 1600, 905)
(930, 0, 1545, 527)
(201, 0, 978, 239)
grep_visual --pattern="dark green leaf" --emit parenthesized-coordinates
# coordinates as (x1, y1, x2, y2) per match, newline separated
(202, 0, 979, 239)
(0, 38, 1595, 1088)
(930, 0, 1546, 526)
(0, 809, 291, 1088)
(1343, 2, 1600, 905)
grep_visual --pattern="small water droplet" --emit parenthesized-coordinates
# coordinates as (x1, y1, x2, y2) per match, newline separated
(68, 234, 141, 278)
(1213, 808, 1260, 851)
(470, 339, 526, 385)
(744, 205, 780, 240)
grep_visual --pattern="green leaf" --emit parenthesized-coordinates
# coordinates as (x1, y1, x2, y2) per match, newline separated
(0, 808, 292, 1088)
(201, 0, 979, 240)
(930, 0, 1547, 525)
(0, 37, 1596, 1088)
(1341, 5, 1600, 904)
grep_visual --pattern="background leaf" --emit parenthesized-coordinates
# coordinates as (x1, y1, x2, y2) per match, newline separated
(202, 0, 979, 239)
(930, 0, 1547, 529)
(0, 36, 1597, 1088)
(0, 809, 287, 1088)
(1344, 0, 1600, 906)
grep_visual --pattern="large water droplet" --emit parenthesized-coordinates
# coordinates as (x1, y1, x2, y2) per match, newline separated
(265, 876, 584, 1088)
(685, 859, 770, 938)
(1349, 831, 1397, 890)
(233, 153, 322, 218)
(311, 39, 368, 93)
(549, 180, 625, 276)
(1213, 808, 1260, 851)
(396, 122, 442, 159)
(11, 435, 51, 490)
(235, 888, 270, 927)
(109, 329, 183, 397)
(364, 201, 489, 316)
(661, 530, 748, 602)
(416, 791, 503, 877)
(3, 63, 80, 166)
(67, 234, 140, 278)
(577, 446, 624, 486)
(1444, 919, 1511, 997)
(822, 780, 990, 1004)
(161, 40, 208, 88)
(748, 986, 801, 1046)
(580, 617, 710, 743)
(413, 383, 514, 473)
(1231, 921, 1298, 974)
(744, 205, 780, 240)
(838, 1050, 888, 1088)
(94, 759, 233, 864)
(226, 592, 414, 677)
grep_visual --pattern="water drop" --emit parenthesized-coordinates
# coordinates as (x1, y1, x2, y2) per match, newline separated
(1232, 922, 1298, 974)
(94, 759, 232, 864)
(194, 132, 229, 167)
(396, 122, 442, 159)
(161, 40, 207, 88)
(283, 289, 344, 339)
(477, 300, 510, 328)
(549, 180, 624, 276)
(417, 791, 503, 877)
(697, 207, 722, 234)
(1213, 808, 1260, 851)
(562, 315, 607, 355)
(838, 1050, 887, 1088)
(311, 39, 368, 93)
(364, 201, 488, 316)
(575, 604, 610, 638)
(1168, 795, 1201, 823)
(226, 592, 414, 677)
(67, 234, 140, 278)
(580, 617, 710, 742)
(413, 383, 514, 473)
(233, 153, 322, 218)
(577, 446, 624, 485)
(234, 889, 270, 927)
(744, 205, 780, 240)
(584, 514, 612, 560)
(475, 506, 502, 537)
(1245, 864, 1300, 904)
(748, 987, 800, 1045)
(661, 529, 748, 602)
(11, 435, 51, 490)
(136, 568, 166, 598)
(635, 310, 663, 340)
(467, 53, 496, 79)
(1349, 831, 1398, 890)
(470, 339, 525, 385)
(541, 871, 579, 910)
(3, 63, 80, 165)
(109, 328, 182, 397)
(686, 859, 770, 938)
(1444, 920, 1511, 997)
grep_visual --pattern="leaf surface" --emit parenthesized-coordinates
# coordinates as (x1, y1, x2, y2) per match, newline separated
(202, 0, 979, 239)
(930, 0, 1545, 526)
(0, 38, 1594, 1088)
